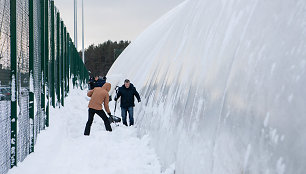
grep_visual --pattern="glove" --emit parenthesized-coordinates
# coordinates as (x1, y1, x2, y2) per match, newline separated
(138, 99, 141, 103)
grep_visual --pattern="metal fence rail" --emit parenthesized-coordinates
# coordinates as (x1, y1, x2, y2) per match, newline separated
(0, 0, 88, 173)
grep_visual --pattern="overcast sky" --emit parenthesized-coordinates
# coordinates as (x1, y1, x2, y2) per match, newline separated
(54, 0, 185, 50)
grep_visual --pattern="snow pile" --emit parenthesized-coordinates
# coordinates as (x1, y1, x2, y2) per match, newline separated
(108, 0, 306, 173)
(8, 89, 166, 174)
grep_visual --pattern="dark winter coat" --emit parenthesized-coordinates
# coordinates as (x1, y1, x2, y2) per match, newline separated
(95, 79, 106, 88)
(90, 79, 106, 89)
(88, 77, 95, 90)
(115, 83, 141, 108)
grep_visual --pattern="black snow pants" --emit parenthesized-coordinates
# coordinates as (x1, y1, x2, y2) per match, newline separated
(84, 108, 112, 135)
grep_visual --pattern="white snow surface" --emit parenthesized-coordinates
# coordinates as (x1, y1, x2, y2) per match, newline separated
(107, 0, 306, 173)
(8, 89, 170, 174)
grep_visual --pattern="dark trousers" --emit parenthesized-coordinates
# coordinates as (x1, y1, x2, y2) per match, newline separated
(84, 108, 112, 135)
(121, 107, 134, 126)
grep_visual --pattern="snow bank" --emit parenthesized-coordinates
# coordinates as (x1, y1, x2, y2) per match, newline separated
(107, 0, 306, 173)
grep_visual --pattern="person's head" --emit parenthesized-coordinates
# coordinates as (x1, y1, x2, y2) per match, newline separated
(124, 79, 130, 88)
(102, 83, 111, 92)
(94, 76, 99, 81)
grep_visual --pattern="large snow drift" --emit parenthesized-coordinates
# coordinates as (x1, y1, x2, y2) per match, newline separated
(108, 0, 306, 173)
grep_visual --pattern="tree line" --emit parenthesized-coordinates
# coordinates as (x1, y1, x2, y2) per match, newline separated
(80, 40, 130, 77)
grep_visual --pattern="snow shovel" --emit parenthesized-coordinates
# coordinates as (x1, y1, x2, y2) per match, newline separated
(109, 115, 121, 123)
(110, 86, 121, 126)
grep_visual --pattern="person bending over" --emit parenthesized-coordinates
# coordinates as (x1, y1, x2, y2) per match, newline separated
(84, 82, 112, 135)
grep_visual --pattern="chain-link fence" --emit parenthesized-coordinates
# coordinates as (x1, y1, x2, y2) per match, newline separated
(0, 0, 88, 173)
(0, 0, 11, 173)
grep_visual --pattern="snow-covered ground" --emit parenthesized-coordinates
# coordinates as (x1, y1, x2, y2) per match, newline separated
(8, 89, 171, 174)
(7, 0, 306, 173)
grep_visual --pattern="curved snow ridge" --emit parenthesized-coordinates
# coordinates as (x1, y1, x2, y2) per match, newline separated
(8, 89, 171, 174)
(108, 0, 306, 173)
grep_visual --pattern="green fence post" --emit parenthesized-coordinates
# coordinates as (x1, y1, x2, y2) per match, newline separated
(74, 49, 76, 87)
(63, 26, 66, 97)
(81, 51, 84, 89)
(51, 1, 55, 108)
(66, 32, 69, 93)
(67, 34, 70, 93)
(70, 38, 73, 83)
(56, 12, 60, 106)
(71, 41, 74, 87)
(61, 20, 64, 106)
(44, 0, 49, 127)
(29, 0, 35, 153)
(66, 30, 68, 94)
(74, 48, 77, 87)
(73, 48, 76, 87)
(40, 0, 45, 130)
(71, 38, 73, 85)
(73, 41, 75, 84)
(10, 0, 17, 167)
(64, 27, 68, 96)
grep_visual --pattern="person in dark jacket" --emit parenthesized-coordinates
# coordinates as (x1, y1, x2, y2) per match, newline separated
(89, 76, 98, 90)
(94, 76, 106, 88)
(88, 76, 95, 90)
(89, 76, 107, 90)
(115, 79, 141, 126)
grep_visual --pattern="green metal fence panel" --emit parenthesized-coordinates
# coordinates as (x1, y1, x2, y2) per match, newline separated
(16, 0, 30, 164)
(0, 1, 88, 172)
(33, 0, 42, 150)
(8, 0, 30, 166)
(0, 0, 12, 172)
